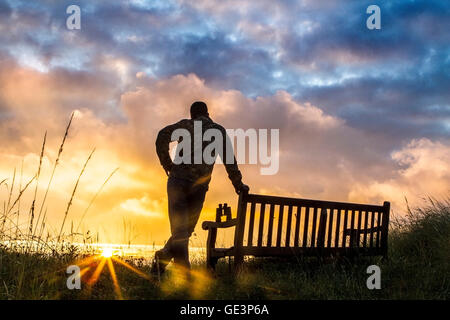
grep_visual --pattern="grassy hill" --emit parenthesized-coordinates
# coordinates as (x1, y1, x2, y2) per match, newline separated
(1, 198, 448, 300)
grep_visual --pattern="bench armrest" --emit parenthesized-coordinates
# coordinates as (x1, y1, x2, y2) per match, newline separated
(202, 218, 237, 230)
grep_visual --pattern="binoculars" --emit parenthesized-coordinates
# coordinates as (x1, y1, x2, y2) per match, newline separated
(216, 203, 232, 222)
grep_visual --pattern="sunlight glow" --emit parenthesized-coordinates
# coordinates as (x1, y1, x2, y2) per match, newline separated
(71, 248, 154, 300)
(101, 247, 114, 258)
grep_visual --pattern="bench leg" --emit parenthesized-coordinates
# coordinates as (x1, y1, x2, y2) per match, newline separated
(206, 227, 217, 270)
(207, 257, 219, 271)
(233, 253, 244, 273)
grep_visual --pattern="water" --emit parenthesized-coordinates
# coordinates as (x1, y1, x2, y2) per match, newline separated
(1, 240, 206, 263)
(81, 243, 206, 257)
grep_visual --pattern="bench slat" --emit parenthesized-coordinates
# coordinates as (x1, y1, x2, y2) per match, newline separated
(370, 211, 375, 248)
(302, 207, 310, 248)
(317, 208, 327, 248)
(276, 205, 285, 247)
(356, 210, 362, 248)
(349, 209, 356, 248)
(342, 209, 349, 248)
(335, 209, 342, 248)
(310, 207, 318, 247)
(376, 211, 381, 248)
(363, 211, 369, 248)
(247, 202, 256, 246)
(257, 203, 266, 247)
(294, 206, 302, 247)
(267, 204, 275, 247)
(285, 205, 293, 247)
(327, 208, 334, 247)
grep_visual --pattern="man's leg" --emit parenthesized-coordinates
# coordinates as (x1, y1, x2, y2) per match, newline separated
(152, 178, 208, 273)
(153, 236, 173, 270)
(166, 178, 191, 269)
(173, 183, 208, 268)
(151, 177, 188, 274)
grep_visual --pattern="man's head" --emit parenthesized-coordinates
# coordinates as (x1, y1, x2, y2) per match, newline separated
(190, 101, 209, 119)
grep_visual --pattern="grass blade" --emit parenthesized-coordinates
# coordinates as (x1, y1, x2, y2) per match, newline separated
(35, 113, 74, 235)
(29, 132, 47, 236)
(76, 167, 119, 233)
(57, 148, 95, 242)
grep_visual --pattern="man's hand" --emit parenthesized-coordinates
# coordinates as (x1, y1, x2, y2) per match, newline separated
(163, 162, 173, 177)
(235, 183, 249, 195)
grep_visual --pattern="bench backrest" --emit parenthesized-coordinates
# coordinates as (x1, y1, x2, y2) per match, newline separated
(234, 191, 390, 256)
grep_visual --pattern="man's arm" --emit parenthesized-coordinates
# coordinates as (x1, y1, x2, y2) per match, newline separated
(156, 121, 184, 175)
(220, 127, 248, 194)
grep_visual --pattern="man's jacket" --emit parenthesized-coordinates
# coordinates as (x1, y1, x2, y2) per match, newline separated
(156, 115, 243, 190)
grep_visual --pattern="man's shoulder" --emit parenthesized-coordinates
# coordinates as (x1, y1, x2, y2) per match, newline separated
(168, 118, 192, 129)
(178, 118, 192, 126)
(209, 120, 226, 132)
(168, 118, 227, 132)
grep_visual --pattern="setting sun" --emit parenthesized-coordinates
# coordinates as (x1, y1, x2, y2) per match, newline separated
(101, 247, 114, 258)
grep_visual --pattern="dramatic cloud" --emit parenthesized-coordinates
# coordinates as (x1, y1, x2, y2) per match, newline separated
(0, 0, 449, 244)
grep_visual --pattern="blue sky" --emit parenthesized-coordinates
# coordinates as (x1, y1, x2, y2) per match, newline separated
(1, 0, 449, 140)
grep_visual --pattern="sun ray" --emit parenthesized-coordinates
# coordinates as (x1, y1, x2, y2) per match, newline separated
(79, 266, 91, 278)
(88, 257, 106, 286)
(107, 258, 123, 300)
(33, 255, 98, 282)
(76, 255, 99, 267)
(112, 256, 152, 281)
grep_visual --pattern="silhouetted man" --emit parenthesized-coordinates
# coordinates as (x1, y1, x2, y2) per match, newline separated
(152, 101, 248, 274)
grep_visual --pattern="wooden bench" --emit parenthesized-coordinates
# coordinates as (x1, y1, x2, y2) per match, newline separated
(202, 190, 390, 270)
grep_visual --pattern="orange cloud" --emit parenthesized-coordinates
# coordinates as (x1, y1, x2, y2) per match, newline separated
(1, 63, 449, 245)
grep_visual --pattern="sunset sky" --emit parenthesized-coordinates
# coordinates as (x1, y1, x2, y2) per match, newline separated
(0, 0, 449, 245)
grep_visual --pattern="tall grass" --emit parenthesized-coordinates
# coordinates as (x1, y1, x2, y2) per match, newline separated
(28, 131, 46, 238)
(384, 197, 450, 299)
(0, 113, 117, 254)
(34, 113, 74, 238)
